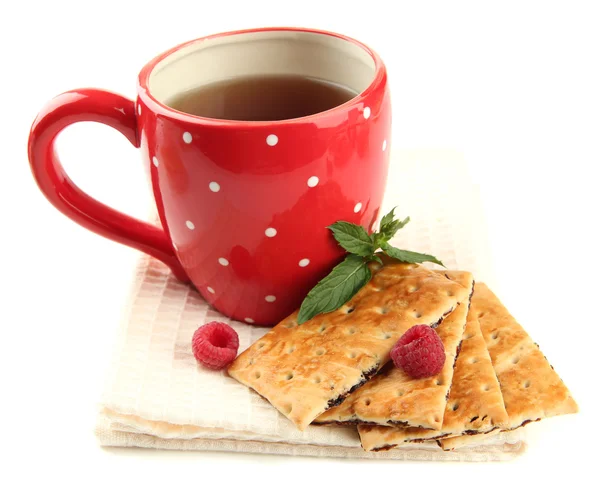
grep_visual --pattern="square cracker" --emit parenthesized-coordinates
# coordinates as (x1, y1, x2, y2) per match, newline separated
(359, 306, 508, 451)
(314, 270, 473, 430)
(228, 263, 471, 430)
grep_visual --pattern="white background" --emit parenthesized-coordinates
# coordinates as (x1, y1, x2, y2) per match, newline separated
(2, 0, 598, 485)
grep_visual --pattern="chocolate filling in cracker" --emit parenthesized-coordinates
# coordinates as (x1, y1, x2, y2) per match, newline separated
(436, 285, 579, 451)
(358, 305, 510, 451)
(228, 263, 471, 430)
(315, 271, 473, 430)
(359, 282, 578, 452)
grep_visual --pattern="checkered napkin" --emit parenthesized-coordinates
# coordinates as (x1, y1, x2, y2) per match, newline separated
(96, 151, 526, 460)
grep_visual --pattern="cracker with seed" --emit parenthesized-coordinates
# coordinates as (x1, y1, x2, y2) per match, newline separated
(359, 307, 508, 451)
(314, 270, 473, 430)
(228, 263, 471, 430)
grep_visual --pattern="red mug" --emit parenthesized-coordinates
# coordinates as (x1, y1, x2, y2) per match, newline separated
(28, 27, 391, 325)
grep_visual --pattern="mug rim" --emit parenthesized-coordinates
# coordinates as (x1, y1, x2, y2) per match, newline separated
(137, 27, 386, 127)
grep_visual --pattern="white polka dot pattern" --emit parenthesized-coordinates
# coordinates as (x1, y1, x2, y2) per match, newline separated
(152, 156, 159, 167)
(172, 108, 384, 313)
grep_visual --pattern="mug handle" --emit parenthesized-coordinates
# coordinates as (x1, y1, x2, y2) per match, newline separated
(28, 88, 189, 282)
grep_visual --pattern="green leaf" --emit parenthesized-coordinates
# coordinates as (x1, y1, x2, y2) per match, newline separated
(297, 255, 371, 324)
(381, 243, 445, 267)
(380, 215, 410, 241)
(379, 207, 397, 231)
(327, 221, 375, 257)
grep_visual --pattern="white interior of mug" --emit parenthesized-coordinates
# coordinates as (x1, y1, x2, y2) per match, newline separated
(148, 30, 377, 104)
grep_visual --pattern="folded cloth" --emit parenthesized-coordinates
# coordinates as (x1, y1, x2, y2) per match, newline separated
(98, 151, 521, 460)
(96, 409, 526, 460)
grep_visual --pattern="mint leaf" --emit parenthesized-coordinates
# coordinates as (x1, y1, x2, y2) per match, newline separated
(381, 243, 445, 267)
(297, 255, 371, 324)
(380, 215, 410, 241)
(328, 222, 375, 257)
(379, 207, 397, 230)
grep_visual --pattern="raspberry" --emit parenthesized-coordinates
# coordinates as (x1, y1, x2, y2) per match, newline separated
(390, 325, 445, 378)
(191, 322, 239, 370)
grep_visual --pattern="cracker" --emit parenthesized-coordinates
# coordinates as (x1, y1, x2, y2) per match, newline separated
(228, 263, 471, 430)
(471, 283, 578, 429)
(358, 307, 508, 451)
(314, 271, 473, 430)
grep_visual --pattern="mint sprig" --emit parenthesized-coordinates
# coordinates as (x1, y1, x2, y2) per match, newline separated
(297, 208, 444, 324)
